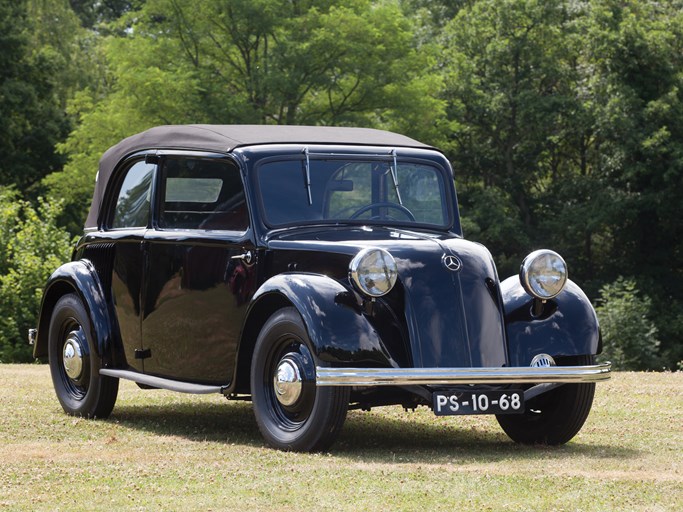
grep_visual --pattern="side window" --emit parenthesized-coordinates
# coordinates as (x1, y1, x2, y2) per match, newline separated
(111, 160, 155, 229)
(159, 157, 248, 231)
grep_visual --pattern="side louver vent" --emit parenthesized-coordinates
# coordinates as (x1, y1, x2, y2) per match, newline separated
(82, 243, 115, 299)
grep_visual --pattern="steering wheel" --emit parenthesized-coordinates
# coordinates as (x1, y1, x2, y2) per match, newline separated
(349, 202, 416, 221)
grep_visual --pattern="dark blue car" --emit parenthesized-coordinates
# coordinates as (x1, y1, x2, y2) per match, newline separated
(30, 125, 611, 451)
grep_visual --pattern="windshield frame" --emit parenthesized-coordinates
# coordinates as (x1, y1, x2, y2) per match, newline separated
(253, 150, 456, 232)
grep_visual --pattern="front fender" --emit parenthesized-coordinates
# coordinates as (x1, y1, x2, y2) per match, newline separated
(34, 260, 114, 363)
(247, 273, 395, 367)
(501, 276, 601, 366)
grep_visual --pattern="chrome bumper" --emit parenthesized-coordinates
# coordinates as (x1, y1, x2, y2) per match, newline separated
(315, 362, 611, 386)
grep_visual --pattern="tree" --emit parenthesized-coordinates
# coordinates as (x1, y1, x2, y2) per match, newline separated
(574, 0, 683, 365)
(68, 0, 142, 28)
(438, 0, 683, 368)
(46, 0, 444, 227)
(0, 0, 70, 195)
(439, 0, 578, 275)
(27, 0, 104, 110)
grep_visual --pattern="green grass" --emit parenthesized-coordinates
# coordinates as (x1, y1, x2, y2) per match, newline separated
(1, 366, 681, 511)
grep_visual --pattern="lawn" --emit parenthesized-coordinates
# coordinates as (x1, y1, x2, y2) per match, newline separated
(1, 365, 681, 511)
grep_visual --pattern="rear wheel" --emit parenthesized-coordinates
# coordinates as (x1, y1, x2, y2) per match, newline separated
(496, 355, 596, 445)
(48, 294, 118, 418)
(251, 308, 349, 452)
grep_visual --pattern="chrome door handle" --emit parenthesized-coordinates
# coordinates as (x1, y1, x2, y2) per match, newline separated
(231, 250, 253, 264)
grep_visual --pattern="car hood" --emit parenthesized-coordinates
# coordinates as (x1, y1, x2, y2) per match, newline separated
(267, 226, 508, 368)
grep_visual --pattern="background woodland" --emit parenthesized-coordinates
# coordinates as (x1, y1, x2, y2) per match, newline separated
(1, 0, 681, 369)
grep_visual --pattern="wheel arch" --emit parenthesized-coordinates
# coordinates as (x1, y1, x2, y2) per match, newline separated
(232, 273, 395, 394)
(501, 276, 601, 366)
(34, 261, 115, 364)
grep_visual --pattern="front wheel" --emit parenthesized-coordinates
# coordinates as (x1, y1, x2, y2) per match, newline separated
(48, 294, 118, 418)
(496, 355, 596, 445)
(251, 308, 349, 452)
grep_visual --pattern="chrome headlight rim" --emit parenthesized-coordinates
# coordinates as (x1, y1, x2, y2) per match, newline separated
(520, 249, 568, 300)
(349, 247, 398, 298)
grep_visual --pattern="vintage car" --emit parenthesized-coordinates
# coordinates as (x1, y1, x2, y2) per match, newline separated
(30, 125, 611, 451)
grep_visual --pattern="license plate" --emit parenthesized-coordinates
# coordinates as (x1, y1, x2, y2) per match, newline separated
(433, 389, 525, 416)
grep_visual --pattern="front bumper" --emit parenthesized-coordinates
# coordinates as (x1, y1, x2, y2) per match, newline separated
(315, 362, 611, 386)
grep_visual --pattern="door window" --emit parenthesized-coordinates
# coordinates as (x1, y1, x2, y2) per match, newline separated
(159, 157, 248, 232)
(111, 160, 155, 229)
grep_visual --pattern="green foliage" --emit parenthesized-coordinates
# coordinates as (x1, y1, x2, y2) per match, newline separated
(458, 186, 530, 277)
(0, 0, 70, 194)
(438, 0, 683, 368)
(442, 0, 573, 201)
(68, 0, 141, 28)
(595, 277, 661, 371)
(46, 0, 444, 225)
(27, 0, 104, 109)
(0, 0, 679, 368)
(0, 189, 73, 363)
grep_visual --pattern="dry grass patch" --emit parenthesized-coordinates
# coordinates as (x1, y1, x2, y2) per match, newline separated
(0, 365, 681, 511)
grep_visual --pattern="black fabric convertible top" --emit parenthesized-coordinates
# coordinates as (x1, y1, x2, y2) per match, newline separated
(86, 124, 432, 228)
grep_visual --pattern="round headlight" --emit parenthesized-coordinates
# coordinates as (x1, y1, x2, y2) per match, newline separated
(349, 248, 398, 298)
(520, 250, 568, 300)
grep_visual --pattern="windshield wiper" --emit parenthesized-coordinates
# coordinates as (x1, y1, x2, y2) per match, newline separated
(390, 149, 403, 205)
(302, 147, 312, 205)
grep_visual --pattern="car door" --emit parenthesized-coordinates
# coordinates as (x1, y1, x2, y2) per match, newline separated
(140, 154, 255, 384)
(108, 158, 156, 372)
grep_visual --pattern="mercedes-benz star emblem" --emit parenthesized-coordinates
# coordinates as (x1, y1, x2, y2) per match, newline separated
(442, 254, 462, 272)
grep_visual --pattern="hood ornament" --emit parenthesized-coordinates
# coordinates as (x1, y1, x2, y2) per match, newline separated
(442, 254, 462, 272)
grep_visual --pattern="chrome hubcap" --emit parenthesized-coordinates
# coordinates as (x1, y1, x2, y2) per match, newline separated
(273, 356, 303, 407)
(63, 332, 84, 380)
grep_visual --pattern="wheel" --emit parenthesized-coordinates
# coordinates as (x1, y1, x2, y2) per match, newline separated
(350, 202, 416, 221)
(496, 355, 596, 445)
(250, 308, 349, 452)
(48, 294, 118, 418)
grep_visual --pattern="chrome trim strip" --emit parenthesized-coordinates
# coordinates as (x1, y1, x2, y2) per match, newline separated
(315, 362, 611, 386)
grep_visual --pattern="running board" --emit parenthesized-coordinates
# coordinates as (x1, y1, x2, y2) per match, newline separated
(100, 369, 228, 395)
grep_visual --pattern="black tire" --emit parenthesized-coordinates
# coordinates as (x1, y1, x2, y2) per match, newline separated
(496, 355, 596, 445)
(48, 294, 118, 418)
(250, 308, 349, 452)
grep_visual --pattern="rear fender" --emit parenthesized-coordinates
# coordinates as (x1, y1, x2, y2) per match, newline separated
(34, 260, 115, 364)
(501, 276, 601, 366)
(244, 273, 395, 367)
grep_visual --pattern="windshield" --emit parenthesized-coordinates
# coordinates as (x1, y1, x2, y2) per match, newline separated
(257, 158, 450, 228)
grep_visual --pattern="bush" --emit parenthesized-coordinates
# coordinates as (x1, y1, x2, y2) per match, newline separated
(647, 301, 683, 372)
(0, 189, 72, 362)
(595, 277, 662, 371)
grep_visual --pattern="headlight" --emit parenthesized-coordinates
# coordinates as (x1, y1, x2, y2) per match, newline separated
(349, 248, 398, 297)
(519, 249, 567, 300)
